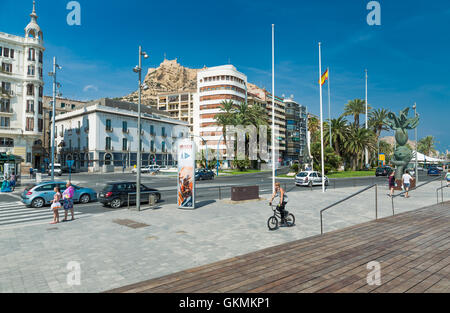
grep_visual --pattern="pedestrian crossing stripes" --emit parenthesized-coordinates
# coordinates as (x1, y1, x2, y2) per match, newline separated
(0, 201, 91, 229)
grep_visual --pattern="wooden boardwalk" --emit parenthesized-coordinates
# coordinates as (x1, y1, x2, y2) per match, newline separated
(108, 202, 450, 293)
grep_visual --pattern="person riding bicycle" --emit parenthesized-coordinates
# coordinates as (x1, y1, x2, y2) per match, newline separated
(269, 182, 288, 224)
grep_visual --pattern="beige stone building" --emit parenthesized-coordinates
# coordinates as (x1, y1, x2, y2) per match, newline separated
(156, 90, 195, 131)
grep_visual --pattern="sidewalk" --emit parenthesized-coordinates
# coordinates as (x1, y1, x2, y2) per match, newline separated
(0, 181, 446, 293)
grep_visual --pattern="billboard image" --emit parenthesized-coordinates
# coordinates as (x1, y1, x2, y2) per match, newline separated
(177, 139, 196, 209)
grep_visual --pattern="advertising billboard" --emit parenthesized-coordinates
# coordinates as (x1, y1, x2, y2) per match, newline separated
(177, 139, 196, 209)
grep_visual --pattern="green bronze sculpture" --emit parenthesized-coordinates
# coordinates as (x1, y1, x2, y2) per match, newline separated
(385, 108, 419, 180)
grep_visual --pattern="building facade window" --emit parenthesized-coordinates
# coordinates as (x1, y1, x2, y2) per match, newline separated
(38, 51, 43, 63)
(162, 127, 166, 136)
(0, 138, 14, 147)
(27, 84, 34, 96)
(122, 121, 127, 132)
(2, 63, 12, 73)
(150, 125, 154, 135)
(122, 138, 127, 151)
(26, 100, 34, 113)
(162, 141, 166, 153)
(26, 117, 34, 131)
(38, 118, 43, 132)
(105, 137, 111, 150)
(150, 140, 154, 152)
(1, 117, 10, 128)
(28, 48, 35, 61)
(27, 65, 35, 76)
(38, 101, 43, 114)
(106, 119, 112, 131)
(0, 99, 10, 113)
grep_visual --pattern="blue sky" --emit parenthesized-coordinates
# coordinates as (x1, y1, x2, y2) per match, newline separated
(2, 0, 449, 152)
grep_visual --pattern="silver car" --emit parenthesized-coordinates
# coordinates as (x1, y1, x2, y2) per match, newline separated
(295, 171, 329, 187)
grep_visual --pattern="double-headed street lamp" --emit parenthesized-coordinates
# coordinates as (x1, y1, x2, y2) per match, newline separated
(48, 57, 62, 181)
(133, 46, 149, 211)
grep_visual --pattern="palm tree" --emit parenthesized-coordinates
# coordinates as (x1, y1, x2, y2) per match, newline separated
(308, 115, 320, 142)
(214, 100, 237, 149)
(418, 136, 437, 156)
(369, 108, 390, 138)
(343, 99, 371, 127)
(344, 126, 376, 170)
(324, 116, 349, 157)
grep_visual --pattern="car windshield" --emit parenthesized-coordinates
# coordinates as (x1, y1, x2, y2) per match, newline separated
(297, 172, 308, 177)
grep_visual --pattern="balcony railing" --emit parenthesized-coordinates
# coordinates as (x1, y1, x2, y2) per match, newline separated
(122, 129, 129, 134)
(1, 88, 13, 97)
(105, 127, 113, 132)
(0, 108, 13, 114)
(105, 146, 114, 151)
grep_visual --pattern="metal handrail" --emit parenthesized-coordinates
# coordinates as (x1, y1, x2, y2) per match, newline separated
(391, 174, 443, 215)
(436, 185, 449, 204)
(320, 184, 378, 235)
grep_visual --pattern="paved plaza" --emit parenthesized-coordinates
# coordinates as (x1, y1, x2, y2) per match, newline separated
(0, 180, 447, 292)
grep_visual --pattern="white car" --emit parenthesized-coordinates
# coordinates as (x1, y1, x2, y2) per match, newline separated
(47, 164, 62, 176)
(132, 165, 160, 174)
(295, 171, 329, 187)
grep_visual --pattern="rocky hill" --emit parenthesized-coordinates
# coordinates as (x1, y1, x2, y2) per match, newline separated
(121, 59, 203, 105)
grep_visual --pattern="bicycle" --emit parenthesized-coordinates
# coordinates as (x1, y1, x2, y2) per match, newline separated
(267, 204, 295, 231)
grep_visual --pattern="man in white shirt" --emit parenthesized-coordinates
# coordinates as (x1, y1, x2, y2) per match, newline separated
(402, 170, 414, 198)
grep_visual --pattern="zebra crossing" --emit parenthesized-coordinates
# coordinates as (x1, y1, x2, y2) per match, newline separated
(0, 201, 91, 229)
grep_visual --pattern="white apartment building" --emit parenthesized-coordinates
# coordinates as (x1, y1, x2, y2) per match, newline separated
(194, 65, 247, 159)
(0, 1, 45, 173)
(54, 98, 189, 172)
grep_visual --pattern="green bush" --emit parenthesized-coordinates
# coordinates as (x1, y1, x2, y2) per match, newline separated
(290, 163, 299, 173)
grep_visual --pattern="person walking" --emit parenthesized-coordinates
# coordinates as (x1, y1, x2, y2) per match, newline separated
(29, 167, 33, 179)
(50, 186, 62, 224)
(402, 170, 414, 198)
(62, 182, 75, 221)
(388, 171, 396, 197)
(9, 174, 16, 192)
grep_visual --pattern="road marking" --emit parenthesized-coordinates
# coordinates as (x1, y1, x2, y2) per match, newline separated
(0, 201, 91, 229)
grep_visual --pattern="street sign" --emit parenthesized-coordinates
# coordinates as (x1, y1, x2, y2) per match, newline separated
(378, 153, 385, 161)
(177, 139, 196, 209)
(66, 160, 74, 168)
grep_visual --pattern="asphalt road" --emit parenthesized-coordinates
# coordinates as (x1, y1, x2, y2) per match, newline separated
(23, 169, 441, 207)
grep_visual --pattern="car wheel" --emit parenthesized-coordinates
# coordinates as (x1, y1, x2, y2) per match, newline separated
(79, 194, 90, 204)
(31, 197, 45, 208)
(110, 198, 122, 209)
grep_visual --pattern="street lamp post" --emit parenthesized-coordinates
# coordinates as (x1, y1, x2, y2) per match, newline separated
(133, 46, 149, 211)
(413, 103, 418, 185)
(365, 69, 369, 167)
(48, 57, 62, 181)
(217, 134, 224, 176)
(191, 135, 208, 169)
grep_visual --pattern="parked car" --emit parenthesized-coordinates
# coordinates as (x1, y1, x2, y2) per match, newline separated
(21, 181, 97, 208)
(295, 171, 329, 187)
(131, 165, 160, 174)
(47, 164, 63, 176)
(98, 181, 161, 209)
(195, 169, 215, 181)
(375, 166, 394, 177)
(428, 166, 441, 176)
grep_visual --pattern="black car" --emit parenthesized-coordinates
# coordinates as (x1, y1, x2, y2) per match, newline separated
(375, 166, 394, 177)
(98, 181, 161, 208)
(195, 169, 215, 181)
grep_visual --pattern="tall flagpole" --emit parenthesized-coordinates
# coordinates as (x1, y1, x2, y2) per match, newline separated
(327, 67, 332, 148)
(319, 43, 325, 193)
(365, 69, 369, 167)
(272, 24, 276, 194)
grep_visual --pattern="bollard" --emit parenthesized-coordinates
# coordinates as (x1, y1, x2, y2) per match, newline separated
(219, 187, 221, 200)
